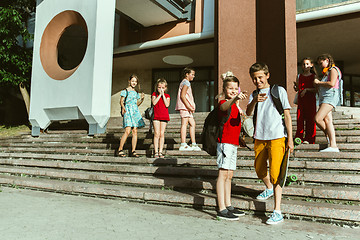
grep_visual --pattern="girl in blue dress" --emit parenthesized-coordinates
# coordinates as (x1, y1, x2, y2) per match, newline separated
(118, 74, 145, 157)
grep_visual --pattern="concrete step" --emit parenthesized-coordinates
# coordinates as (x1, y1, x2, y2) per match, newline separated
(0, 174, 359, 223)
(1, 152, 359, 170)
(0, 156, 358, 186)
(2, 134, 358, 146)
(0, 164, 359, 202)
(0, 147, 147, 157)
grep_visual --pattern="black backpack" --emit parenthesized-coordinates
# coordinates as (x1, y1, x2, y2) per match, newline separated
(252, 84, 286, 131)
(201, 106, 231, 156)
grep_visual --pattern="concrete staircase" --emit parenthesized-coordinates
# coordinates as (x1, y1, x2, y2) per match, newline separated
(0, 107, 359, 225)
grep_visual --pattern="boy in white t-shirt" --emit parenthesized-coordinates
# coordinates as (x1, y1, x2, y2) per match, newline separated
(246, 63, 294, 225)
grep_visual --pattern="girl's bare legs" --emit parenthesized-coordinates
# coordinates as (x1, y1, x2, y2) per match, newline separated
(131, 127, 138, 152)
(118, 127, 131, 151)
(324, 111, 337, 148)
(153, 120, 161, 154)
(180, 117, 189, 144)
(159, 121, 167, 154)
(315, 103, 337, 148)
(224, 170, 233, 207)
(217, 169, 232, 211)
(188, 117, 196, 144)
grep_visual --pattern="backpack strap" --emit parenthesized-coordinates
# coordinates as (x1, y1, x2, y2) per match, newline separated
(218, 107, 231, 143)
(270, 85, 284, 116)
(252, 89, 259, 128)
(124, 89, 128, 104)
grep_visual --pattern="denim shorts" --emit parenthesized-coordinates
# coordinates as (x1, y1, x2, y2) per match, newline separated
(318, 87, 339, 108)
(216, 143, 237, 170)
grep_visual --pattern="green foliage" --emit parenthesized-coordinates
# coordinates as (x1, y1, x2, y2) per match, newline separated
(0, 0, 36, 88)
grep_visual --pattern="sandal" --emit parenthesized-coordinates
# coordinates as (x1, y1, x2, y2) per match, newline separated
(118, 150, 126, 157)
(154, 152, 160, 158)
(159, 152, 165, 158)
(131, 151, 139, 158)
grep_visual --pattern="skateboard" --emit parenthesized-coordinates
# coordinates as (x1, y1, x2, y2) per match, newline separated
(278, 138, 301, 187)
(278, 147, 291, 188)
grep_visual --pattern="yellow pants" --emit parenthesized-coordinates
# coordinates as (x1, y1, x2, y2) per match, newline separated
(254, 137, 286, 185)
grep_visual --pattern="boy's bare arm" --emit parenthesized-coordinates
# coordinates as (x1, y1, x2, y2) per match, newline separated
(246, 98, 256, 116)
(246, 93, 267, 116)
(284, 109, 294, 152)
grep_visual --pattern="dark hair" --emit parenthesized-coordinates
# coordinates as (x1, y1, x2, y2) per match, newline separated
(223, 75, 240, 91)
(249, 62, 269, 75)
(182, 67, 195, 79)
(317, 53, 335, 68)
(154, 78, 168, 94)
(301, 57, 318, 76)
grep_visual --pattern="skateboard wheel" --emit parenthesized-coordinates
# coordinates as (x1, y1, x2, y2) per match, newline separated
(294, 138, 302, 145)
(289, 174, 298, 182)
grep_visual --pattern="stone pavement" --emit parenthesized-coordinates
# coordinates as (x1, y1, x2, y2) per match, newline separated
(0, 187, 358, 240)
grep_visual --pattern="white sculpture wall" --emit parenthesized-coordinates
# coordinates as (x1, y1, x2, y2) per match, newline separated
(29, 0, 116, 136)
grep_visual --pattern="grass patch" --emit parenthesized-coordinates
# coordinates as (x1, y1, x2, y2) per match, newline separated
(0, 125, 30, 137)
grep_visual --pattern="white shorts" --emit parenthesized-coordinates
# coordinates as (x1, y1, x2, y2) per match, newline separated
(216, 143, 238, 170)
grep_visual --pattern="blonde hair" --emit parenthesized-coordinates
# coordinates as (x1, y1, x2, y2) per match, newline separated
(154, 78, 168, 94)
(221, 71, 234, 80)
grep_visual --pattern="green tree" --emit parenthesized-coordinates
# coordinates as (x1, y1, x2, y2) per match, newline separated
(0, 0, 36, 119)
(0, 0, 35, 88)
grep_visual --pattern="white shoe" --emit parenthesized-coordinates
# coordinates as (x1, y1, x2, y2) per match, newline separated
(179, 144, 193, 151)
(191, 144, 201, 151)
(320, 147, 339, 152)
(303, 141, 309, 144)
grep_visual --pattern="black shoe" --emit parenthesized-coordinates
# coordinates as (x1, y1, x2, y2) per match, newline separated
(217, 209, 239, 221)
(227, 206, 245, 216)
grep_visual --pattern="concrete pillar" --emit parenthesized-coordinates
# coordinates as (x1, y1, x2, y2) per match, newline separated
(256, 0, 297, 103)
(215, 0, 257, 109)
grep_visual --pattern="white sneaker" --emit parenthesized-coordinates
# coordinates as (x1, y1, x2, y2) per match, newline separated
(320, 147, 339, 152)
(191, 144, 201, 151)
(179, 144, 193, 151)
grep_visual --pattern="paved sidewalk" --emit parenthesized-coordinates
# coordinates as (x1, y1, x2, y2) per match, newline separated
(0, 187, 358, 240)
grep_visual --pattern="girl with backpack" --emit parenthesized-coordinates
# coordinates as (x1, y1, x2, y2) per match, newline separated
(216, 75, 248, 220)
(118, 74, 145, 157)
(151, 78, 170, 158)
(314, 54, 341, 152)
(294, 57, 318, 144)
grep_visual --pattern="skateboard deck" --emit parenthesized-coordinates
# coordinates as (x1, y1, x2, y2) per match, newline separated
(278, 148, 290, 188)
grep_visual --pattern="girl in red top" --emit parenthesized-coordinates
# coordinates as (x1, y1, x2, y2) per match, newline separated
(152, 78, 170, 158)
(294, 57, 318, 144)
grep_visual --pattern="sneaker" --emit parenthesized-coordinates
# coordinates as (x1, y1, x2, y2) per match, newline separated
(320, 147, 339, 152)
(256, 188, 274, 200)
(179, 144, 193, 151)
(191, 144, 201, 151)
(303, 141, 309, 144)
(227, 206, 245, 216)
(216, 209, 239, 221)
(266, 211, 284, 225)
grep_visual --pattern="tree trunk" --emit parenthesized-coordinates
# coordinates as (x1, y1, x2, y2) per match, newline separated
(19, 83, 30, 116)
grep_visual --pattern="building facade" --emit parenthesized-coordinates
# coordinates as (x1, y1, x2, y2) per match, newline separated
(27, 0, 360, 133)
